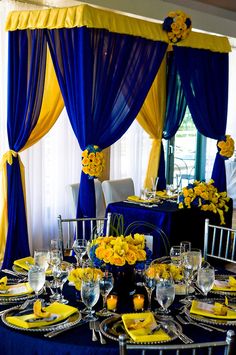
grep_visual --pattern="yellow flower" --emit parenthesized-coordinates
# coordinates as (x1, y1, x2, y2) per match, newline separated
(82, 157, 90, 165)
(217, 135, 235, 159)
(125, 250, 137, 265)
(110, 253, 126, 266)
(81, 150, 88, 158)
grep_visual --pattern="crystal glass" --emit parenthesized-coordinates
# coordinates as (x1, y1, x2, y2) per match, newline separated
(156, 276, 175, 314)
(197, 265, 215, 296)
(97, 272, 114, 316)
(170, 245, 183, 266)
(34, 249, 50, 271)
(182, 249, 202, 295)
(144, 265, 157, 311)
(73, 239, 88, 266)
(180, 241, 191, 253)
(49, 249, 62, 300)
(81, 279, 100, 321)
(28, 265, 45, 299)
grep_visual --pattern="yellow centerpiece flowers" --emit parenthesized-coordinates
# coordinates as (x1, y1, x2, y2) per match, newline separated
(217, 135, 235, 159)
(146, 263, 183, 282)
(163, 10, 192, 44)
(81, 145, 105, 179)
(178, 179, 230, 225)
(68, 267, 103, 291)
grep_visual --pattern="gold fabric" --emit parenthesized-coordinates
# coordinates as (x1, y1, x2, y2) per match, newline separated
(5, 4, 231, 53)
(136, 55, 167, 189)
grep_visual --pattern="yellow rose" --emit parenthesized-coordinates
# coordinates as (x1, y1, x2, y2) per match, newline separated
(125, 250, 137, 265)
(81, 150, 88, 158)
(103, 248, 114, 263)
(82, 157, 90, 165)
(110, 253, 126, 267)
(136, 249, 146, 262)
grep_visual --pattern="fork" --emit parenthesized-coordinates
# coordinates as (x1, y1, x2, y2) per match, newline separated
(94, 321, 106, 344)
(89, 320, 98, 341)
(0, 299, 30, 316)
(176, 314, 226, 333)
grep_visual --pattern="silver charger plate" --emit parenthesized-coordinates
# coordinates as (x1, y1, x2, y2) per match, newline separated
(184, 297, 236, 326)
(1, 306, 81, 332)
(210, 275, 236, 296)
(0, 285, 43, 305)
(100, 314, 181, 344)
(12, 265, 28, 276)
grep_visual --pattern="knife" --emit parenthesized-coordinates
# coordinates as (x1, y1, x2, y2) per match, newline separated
(44, 319, 88, 338)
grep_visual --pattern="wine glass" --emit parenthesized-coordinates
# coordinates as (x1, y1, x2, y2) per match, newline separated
(73, 239, 88, 266)
(197, 265, 215, 296)
(182, 249, 202, 295)
(52, 262, 73, 304)
(28, 265, 45, 299)
(170, 245, 183, 266)
(144, 265, 157, 311)
(180, 241, 191, 253)
(49, 249, 62, 300)
(34, 249, 50, 271)
(97, 272, 114, 316)
(81, 279, 100, 321)
(156, 275, 175, 314)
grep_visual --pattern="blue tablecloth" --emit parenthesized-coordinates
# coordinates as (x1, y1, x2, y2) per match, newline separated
(106, 200, 233, 259)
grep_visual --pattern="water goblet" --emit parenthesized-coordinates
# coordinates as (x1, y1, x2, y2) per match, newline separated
(53, 262, 73, 304)
(34, 249, 50, 271)
(170, 245, 183, 266)
(182, 249, 202, 295)
(180, 241, 191, 253)
(156, 276, 175, 314)
(144, 265, 157, 311)
(49, 249, 62, 300)
(97, 272, 114, 317)
(197, 265, 215, 296)
(81, 279, 100, 321)
(28, 265, 45, 299)
(73, 239, 88, 266)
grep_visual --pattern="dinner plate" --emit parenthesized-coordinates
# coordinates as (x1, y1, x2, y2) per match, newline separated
(100, 315, 180, 344)
(210, 274, 236, 296)
(184, 297, 236, 326)
(0, 281, 42, 305)
(1, 306, 81, 332)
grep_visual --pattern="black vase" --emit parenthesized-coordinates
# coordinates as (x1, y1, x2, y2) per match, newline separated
(112, 266, 136, 298)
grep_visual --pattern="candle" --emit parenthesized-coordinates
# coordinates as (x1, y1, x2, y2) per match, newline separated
(133, 294, 145, 311)
(107, 294, 118, 311)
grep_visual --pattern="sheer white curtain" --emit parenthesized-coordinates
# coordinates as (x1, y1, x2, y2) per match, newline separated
(0, 1, 82, 252)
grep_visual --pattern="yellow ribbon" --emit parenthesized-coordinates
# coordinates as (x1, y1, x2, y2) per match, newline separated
(0, 150, 18, 167)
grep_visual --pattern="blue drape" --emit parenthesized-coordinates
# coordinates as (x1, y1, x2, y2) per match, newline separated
(158, 52, 187, 189)
(46, 27, 168, 218)
(174, 46, 229, 191)
(2, 30, 46, 268)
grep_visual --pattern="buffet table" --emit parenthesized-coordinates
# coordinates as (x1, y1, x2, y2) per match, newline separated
(106, 200, 233, 258)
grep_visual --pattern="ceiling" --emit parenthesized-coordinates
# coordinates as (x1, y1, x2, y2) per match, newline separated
(197, 0, 236, 13)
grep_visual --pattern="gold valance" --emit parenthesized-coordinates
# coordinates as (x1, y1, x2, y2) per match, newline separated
(5, 4, 231, 53)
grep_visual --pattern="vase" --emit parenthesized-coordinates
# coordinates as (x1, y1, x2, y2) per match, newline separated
(112, 266, 136, 298)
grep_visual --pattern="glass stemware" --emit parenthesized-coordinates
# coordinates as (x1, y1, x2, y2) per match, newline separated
(182, 249, 202, 295)
(34, 249, 50, 271)
(49, 249, 62, 300)
(180, 241, 191, 253)
(97, 272, 114, 317)
(73, 239, 88, 266)
(81, 279, 100, 321)
(52, 263, 73, 304)
(144, 266, 157, 311)
(28, 265, 45, 299)
(197, 265, 215, 296)
(156, 276, 175, 314)
(170, 245, 183, 266)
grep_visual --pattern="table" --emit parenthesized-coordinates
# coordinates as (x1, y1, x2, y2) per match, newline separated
(0, 273, 235, 355)
(106, 200, 233, 258)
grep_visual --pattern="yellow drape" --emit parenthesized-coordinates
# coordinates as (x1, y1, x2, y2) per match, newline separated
(5, 4, 231, 53)
(137, 55, 167, 190)
(0, 51, 64, 261)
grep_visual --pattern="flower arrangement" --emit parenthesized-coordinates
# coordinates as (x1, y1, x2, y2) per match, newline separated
(81, 145, 105, 179)
(68, 267, 103, 290)
(89, 234, 152, 270)
(163, 10, 192, 44)
(146, 263, 183, 282)
(178, 179, 230, 225)
(217, 135, 235, 159)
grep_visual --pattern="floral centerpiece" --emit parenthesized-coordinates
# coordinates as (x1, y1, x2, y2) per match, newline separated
(163, 10, 192, 44)
(178, 179, 230, 225)
(146, 263, 183, 282)
(68, 267, 103, 291)
(81, 145, 105, 179)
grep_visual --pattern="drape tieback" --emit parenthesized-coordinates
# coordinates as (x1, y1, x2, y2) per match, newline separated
(81, 145, 105, 179)
(217, 135, 235, 160)
(0, 150, 19, 168)
(163, 11, 192, 44)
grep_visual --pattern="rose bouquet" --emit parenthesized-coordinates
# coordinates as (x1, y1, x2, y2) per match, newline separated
(68, 267, 103, 291)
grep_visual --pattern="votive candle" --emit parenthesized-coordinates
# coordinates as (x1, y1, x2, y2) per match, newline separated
(133, 294, 145, 311)
(107, 294, 118, 311)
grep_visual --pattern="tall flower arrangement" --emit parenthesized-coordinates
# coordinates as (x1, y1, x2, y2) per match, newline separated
(163, 10, 192, 43)
(81, 145, 105, 179)
(178, 179, 230, 225)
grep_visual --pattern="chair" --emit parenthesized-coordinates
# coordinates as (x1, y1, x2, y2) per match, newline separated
(102, 178, 135, 207)
(119, 331, 235, 355)
(204, 218, 236, 265)
(67, 180, 106, 218)
(57, 213, 112, 257)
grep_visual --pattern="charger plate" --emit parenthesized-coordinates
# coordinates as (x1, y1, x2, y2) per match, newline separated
(100, 315, 180, 344)
(210, 275, 236, 296)
(1, 306, 81, 332)
(0, 281, 42, 305)
(185, 297, 236, 326)
(12, 265, 28, 276)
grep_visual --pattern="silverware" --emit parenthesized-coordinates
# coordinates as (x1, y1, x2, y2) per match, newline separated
(89, 320, 98, 341)
(94, 320, 106, 344)
(1, 269, 22, 277)
(177, 314, 225, 332)
(44, 319, 88, 338)
(26, 314, 58, 323)
(159, 321, 193, 344)
(0, 299, 30, 316)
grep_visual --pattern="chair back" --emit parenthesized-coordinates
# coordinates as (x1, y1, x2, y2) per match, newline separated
(119, 330, 235, 355)
(57, 213, 111, 257)
(204, 218, 236, 264)
(67, 180, 106, 217)
(102, 178, 135, 206)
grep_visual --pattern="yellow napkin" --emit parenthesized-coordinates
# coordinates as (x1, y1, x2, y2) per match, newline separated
(190, 300, 236, 319)
(33, 299, 51, 318)
(212, 276, 236, 292)
(122, 312, 171, 343)
(13, 256, 52, 275)
(0, 282, 33, 297)
(127, 196, 155, 204)
(6, 302, 78, 329)
(0, 276, 8, 290)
